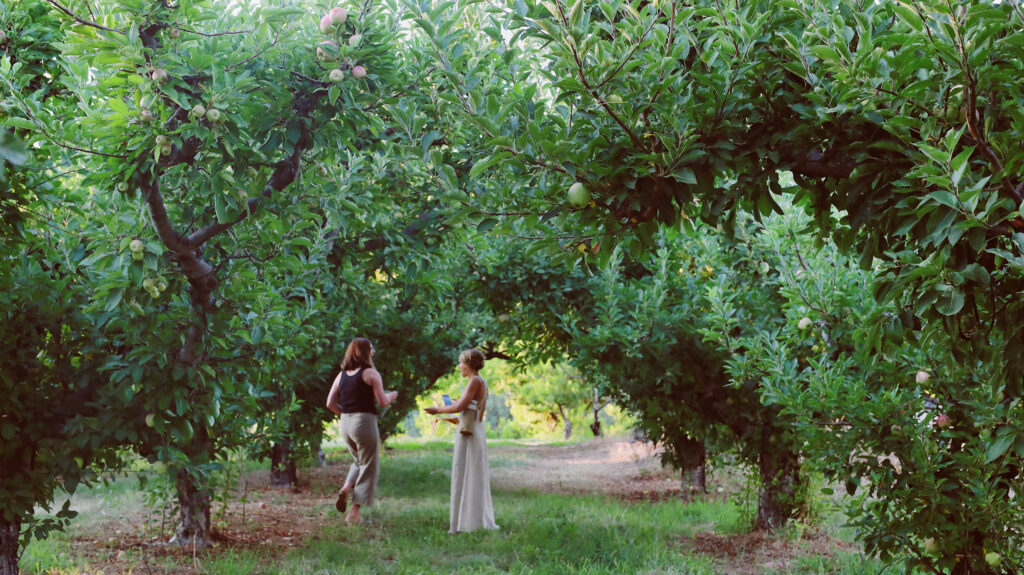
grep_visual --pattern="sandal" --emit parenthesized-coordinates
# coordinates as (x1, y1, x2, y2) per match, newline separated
(335, 489, 347, 513)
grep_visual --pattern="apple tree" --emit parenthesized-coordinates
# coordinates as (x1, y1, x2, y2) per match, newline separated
(2, 0, 449, 552)
(410, 0, 1024, 551)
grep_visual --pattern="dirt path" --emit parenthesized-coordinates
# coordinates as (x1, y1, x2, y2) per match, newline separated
(489, 437, 686, 501)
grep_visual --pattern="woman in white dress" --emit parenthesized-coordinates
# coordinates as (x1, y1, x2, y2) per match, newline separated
(425, 349, 499, 533)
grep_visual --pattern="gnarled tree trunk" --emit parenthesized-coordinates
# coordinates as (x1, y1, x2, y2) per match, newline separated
(173, 424, 213, 546)
(174, 466, 212, 546)
(0, 515, 21, 575)
(269, 441, 297, 488)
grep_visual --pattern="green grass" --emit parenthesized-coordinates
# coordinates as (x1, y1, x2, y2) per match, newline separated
(21, 441, 895, 575)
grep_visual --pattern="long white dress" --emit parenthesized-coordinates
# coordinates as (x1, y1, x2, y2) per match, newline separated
(449, 399, 499, 533)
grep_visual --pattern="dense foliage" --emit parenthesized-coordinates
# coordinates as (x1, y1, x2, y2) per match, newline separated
(4, 0, 1024, 573)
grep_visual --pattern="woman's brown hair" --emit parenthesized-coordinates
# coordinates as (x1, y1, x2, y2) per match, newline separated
(459, 348, 485, 372)
(341, 337, 374, 371)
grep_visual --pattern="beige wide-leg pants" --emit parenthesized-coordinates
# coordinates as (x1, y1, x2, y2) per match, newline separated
(340, 412, 380, 507)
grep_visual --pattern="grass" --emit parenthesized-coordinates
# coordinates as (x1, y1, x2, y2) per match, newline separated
(21, 440, 894, 575)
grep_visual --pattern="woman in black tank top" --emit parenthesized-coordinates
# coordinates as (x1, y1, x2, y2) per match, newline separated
(325, 337, 398, 523)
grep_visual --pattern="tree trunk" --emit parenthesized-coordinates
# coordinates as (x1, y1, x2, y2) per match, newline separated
(269, 441, 297, 488)
(675, 436, 707, 493)
(589, 387, 602, 437)
(174, 466, 212, 546)
(556, 404, 572, 440)
(0, 514, 20, 575)
(756, 442, 801, 530)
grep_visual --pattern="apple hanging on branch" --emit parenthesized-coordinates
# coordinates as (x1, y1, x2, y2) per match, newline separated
(317, 40, 340, 61)
(320, 7, 347, 34)
(567, 182, 591, 207)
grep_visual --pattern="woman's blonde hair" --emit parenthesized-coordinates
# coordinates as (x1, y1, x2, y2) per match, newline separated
(341, 337, 374, 371)
(459, 348, 485, 372)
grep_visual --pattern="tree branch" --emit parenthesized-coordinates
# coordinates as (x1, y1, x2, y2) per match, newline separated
(44, 0, 119, 32)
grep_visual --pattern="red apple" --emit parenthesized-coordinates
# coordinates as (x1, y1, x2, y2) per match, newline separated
(151, 68, 168, 83)
(935, 413, 951, 429)
(351, 65, 367, 79)
(329, 7, 347, 25)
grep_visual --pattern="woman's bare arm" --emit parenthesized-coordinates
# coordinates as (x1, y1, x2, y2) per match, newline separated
(365, 368, 397, 407)
(325, 371, 343, 415)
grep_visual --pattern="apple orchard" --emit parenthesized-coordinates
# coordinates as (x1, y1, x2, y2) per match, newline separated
(3, 0, 1024, 574)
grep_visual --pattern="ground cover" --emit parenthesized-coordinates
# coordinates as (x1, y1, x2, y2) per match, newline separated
(22, 438, 888, 574)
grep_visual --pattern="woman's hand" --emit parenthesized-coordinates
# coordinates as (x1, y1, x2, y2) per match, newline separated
(385, 391, 398, 405)
(425, 405, 440, 415)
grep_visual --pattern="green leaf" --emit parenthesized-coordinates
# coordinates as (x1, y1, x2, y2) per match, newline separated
(893, 4, 923, 31)
(214, 193, 229, 224)
(477, 217, 498, 233)
(935, 286, 964, 316)
(961, 263, 989, 288)
(104, 290, 123, 312)
(0, 130, 29, 165)
(985, 432, 1015, 463)
(950, 146, 975, 187)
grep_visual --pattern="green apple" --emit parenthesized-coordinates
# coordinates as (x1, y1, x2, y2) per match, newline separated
(985, 552, 1000, 567)
(567, 182, 591, 207)
(145, 413, 156, 427)
(129, 239, 144, 253)
(205, 108, 221, 122)
(923, 538, 937, 553)
(131, 251, 144, 261)
(329, 68, 345, 83)
(797, 317, 812, 330)
(190, 104, 206, 120)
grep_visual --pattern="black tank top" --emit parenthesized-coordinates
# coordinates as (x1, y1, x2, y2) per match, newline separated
(339, 368, 377, 415)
